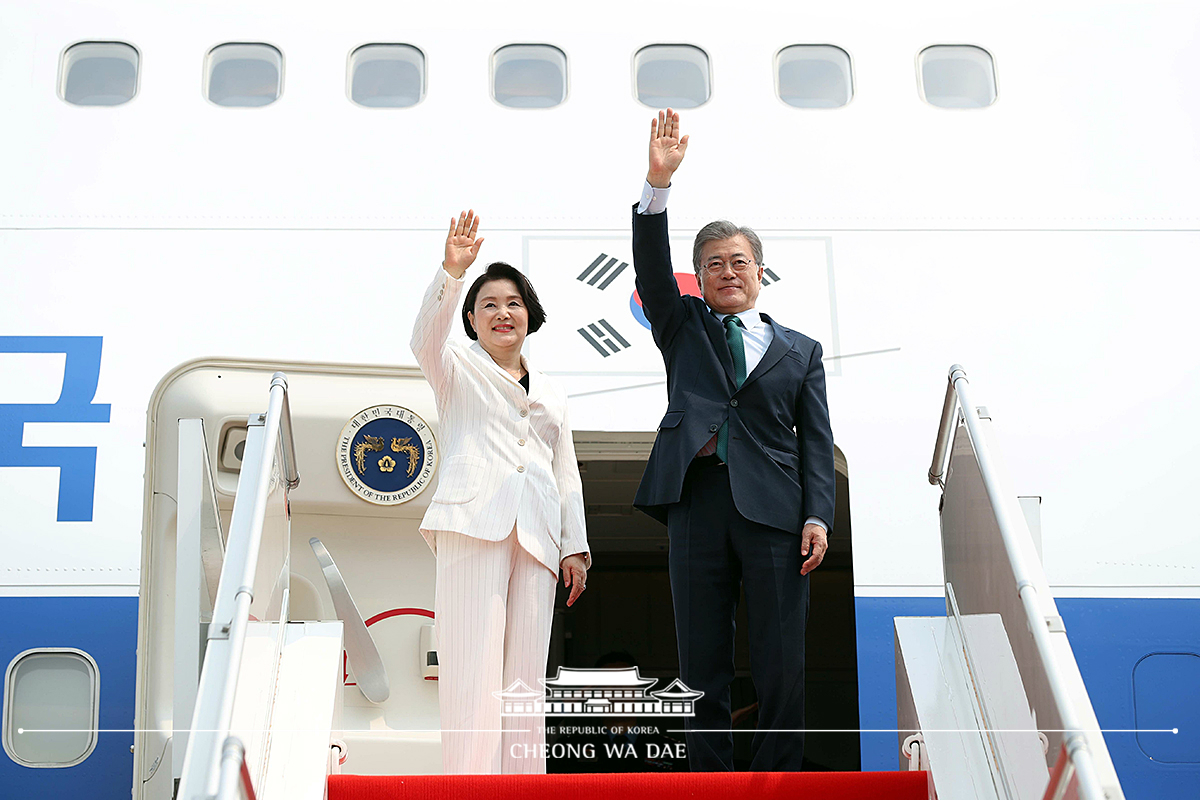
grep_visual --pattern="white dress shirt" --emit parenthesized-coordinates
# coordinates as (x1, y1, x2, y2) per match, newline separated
(637, 181, 671, 215)
(637, 181, 827, 535)
(717, 308, 773, 372)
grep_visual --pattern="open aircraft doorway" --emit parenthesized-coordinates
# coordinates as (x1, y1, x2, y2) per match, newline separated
(552, 435, 858, 771)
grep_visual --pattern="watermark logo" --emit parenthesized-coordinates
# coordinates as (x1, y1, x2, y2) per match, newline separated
(493, 666, 703, 717)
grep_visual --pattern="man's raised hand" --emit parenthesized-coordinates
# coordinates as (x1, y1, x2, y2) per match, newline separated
(442, 209, 484, 279)
(647, 108, 689, 189)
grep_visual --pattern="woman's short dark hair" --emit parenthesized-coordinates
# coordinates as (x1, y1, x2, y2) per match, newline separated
(461, 262, 547, 340)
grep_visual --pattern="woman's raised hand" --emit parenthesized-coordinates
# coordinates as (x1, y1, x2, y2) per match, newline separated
(443, 209, 484, 279)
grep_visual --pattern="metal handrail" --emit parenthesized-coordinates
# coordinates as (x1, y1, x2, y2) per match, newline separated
(216, 737, 258, 800)
(213, 372, 296, 749)
(178, 372, 299, 799)
(931, 364, 1105, 800)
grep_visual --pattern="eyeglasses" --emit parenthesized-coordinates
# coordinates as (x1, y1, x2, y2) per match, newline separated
(702, 257, 756, 275)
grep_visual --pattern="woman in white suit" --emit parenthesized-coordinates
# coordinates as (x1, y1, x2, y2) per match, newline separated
(411, 210, 590, 775)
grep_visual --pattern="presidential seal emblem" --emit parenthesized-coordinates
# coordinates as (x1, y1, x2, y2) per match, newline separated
(336, 405, 437, 505)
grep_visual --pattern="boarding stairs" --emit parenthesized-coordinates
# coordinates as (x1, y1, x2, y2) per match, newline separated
(167, 366, 1123, 800)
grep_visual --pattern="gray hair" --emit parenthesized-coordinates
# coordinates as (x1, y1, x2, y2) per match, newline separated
(692, 220, 764, 273)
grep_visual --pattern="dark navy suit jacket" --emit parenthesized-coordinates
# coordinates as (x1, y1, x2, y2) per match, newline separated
(631, 206, 836, 536)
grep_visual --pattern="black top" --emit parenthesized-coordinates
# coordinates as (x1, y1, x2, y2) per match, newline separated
(519, 372, 529, 393)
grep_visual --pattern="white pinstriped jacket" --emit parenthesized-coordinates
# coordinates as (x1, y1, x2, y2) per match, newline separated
(410, 266, 591, 573)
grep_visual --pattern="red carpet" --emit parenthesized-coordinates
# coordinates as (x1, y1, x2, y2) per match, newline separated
(329, 771, 928, 800)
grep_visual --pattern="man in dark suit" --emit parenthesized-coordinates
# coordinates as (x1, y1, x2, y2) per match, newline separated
(631, 110, 836, 772)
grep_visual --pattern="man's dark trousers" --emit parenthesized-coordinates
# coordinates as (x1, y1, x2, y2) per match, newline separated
(669, 457, 809, 772)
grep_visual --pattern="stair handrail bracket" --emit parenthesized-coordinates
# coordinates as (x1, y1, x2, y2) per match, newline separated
(177, 372, 300, 800)
(928, 363, 968, 488)
(275, 372, 300, 491)
(931, 364, 1109, 800)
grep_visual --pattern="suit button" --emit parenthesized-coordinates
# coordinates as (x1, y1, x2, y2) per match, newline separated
(518, 439, 526, 446)
(520, 409, 528, 418)
(730, 399, 739, 407)
(517, 465, 525, 473)
(709, 424, 719, 432)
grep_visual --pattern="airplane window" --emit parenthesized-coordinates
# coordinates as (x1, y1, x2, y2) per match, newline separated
(59, 42, 139, 106)
(205, 43, 283, 107)
(917, 45, 996, 109)
(349, 44, 425, 108)
(2, 649, 99, 767)
(491, 44, 567, 108)
(776, 45, 853, 109)
(634, 45, 710, 109)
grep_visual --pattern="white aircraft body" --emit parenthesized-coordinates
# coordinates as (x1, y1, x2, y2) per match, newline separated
(0, 1, 1197, 798)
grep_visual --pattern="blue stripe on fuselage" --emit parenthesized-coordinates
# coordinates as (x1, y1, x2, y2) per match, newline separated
(0, 595, 137, 799)
(855, 595, 1200, 799)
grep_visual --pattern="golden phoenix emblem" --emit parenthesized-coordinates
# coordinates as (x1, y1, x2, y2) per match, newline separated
(354, 434, 386, 474)
(391, 437, 421, 477)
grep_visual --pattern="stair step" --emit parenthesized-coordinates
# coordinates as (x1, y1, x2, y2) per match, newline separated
(329, 771, 928, 800)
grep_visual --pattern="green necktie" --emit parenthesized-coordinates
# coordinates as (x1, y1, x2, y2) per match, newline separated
(715, 315, 747, 462)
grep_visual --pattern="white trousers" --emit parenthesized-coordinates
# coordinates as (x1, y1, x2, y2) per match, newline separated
(434, 527, 557, 774)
